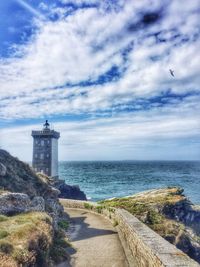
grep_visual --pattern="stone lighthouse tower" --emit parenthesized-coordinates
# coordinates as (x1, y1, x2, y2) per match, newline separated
(32, 120, 60, 178)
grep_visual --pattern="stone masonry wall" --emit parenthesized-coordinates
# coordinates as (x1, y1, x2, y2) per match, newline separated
(60, 199, 199, 267)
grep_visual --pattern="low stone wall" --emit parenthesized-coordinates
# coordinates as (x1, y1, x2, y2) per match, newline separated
(60, 199, 199, 267)
(115, 209, 199, 267)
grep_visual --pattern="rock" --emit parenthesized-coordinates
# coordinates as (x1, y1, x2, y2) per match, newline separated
(31, 196, 45, 212)
(0, 162, 6, 176)
(45, 198, 64, 228)
(0, 192, 47, 215)
(0, 192, 31, 215)
(37, 173, 87, 200)
(54, 179, 87, 200)
(48, 186, 61, 198)
(162, 198, 200, 227)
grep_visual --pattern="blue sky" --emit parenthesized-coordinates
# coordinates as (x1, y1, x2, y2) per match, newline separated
(0, 0, 200, 160)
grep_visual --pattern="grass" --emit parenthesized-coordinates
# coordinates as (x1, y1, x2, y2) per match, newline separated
(37, 172, 52, 185)
(12, 248, 32, 264)
(58, 220, 69, 231)
(50, 229, 71, 263)
(99, 198, 148, 217)
(83, 202, 107, 214)
(0, 230, 9, 239)
(99, 187, 191, 247)
(83, 202, 106, 214)
(108, 207, 115, 213)
(84, 202, 94, 210)
(95, 205, 104, 214)
(0, 215, 9, 222)
(147, 210, 164, 225)
(113, 220, 118, 227)
(0, 212, 53, 266)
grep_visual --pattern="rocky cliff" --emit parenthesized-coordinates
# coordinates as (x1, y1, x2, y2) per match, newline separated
(37, 173, 87, 201)
(0, 149, 63, 225)
(100, 187, 200, 264)
(53, 179, 87, 200)
(0, 150, 69, 266)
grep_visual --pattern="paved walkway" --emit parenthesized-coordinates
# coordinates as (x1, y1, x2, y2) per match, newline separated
(58, 208, 128, 267)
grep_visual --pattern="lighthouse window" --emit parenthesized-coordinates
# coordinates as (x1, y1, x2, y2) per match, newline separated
(40, 153, 44, 159)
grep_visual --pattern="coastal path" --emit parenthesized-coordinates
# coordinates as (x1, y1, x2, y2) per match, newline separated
(58, 208, 129, 267)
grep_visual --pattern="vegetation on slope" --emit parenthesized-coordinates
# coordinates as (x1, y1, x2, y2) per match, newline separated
(99, 187, 200, 263)
(0, 150, 71, 266)
(0, 211, 70, 267)
(0, 212, 53, 266)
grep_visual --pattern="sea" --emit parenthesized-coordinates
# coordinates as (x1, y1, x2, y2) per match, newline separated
(59, 161, 200, 204)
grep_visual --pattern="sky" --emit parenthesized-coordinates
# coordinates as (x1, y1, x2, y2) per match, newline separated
(0, 0, 200, 161)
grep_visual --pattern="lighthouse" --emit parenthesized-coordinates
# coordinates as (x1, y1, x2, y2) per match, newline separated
(32, 120, 60, 178)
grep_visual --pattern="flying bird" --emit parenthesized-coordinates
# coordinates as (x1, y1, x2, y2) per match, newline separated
(169, 69, 175, 77)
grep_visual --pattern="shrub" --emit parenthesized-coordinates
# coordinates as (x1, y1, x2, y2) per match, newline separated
(0, 215, 8, 222)
(0, 241, 13, 254)
(58, 220, 69, 231)
(84, 203, 93, 209)
(96, 206, 103, 214)
(0, 230, 9, 239)
(147, 210, 164, 225)
(43, 216, 52, 225)
(12, 248, 32, 264)
(50, 230, 70, 263)
(108, 207, 115, 213)
(50, 245, 69, 263)
(113, 220, 118, 227)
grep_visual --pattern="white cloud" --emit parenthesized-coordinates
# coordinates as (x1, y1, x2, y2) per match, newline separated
(0, 0, 199, 159)
(1, 101, 199, 160)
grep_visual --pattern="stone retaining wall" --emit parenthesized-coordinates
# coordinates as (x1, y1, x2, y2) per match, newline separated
(60, 199, 199, 267)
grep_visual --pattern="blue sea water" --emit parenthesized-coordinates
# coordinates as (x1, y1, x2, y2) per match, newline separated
(59, 161, 200, 204)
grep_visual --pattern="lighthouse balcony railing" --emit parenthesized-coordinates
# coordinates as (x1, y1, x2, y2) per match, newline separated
(31, 130, 60, 139)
